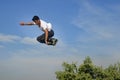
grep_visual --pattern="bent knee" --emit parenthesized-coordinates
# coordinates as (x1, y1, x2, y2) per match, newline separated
(36, 37, 44, 43)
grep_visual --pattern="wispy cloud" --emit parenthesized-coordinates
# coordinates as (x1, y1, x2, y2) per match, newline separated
(0, 34, 21, 43)
(0, 33, 38, 45)
(75, 2, 120, 41)
(73, 0, 120, 41)
(21, 37, 38, 45)
(71, 0, 120, 66)
(0, 33, 82, 59)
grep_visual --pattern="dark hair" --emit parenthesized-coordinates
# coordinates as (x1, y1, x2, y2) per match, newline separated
(32, 15, 39, 21)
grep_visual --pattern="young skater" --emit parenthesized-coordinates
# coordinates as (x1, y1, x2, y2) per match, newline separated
(20, 15, 57, 46)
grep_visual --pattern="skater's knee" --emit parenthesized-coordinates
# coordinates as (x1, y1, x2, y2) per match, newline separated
(36, 37, 44, 43)
(36, 37, 39, 41)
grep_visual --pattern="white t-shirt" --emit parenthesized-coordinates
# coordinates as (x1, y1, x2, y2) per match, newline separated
(34, 19, 52, 31)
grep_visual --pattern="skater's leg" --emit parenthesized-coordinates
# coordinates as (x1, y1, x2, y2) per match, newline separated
(47, 30, 54, 45)
(37, 30, 55, 45)
(36, 34, 45, 43)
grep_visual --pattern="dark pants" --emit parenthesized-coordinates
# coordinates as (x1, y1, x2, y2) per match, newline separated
(37, 30, 54, 44)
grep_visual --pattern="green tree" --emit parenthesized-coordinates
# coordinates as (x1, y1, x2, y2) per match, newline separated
(55, 56, 120, 80)
(56, 62, 77, 80)
(105, 62, 120, 79)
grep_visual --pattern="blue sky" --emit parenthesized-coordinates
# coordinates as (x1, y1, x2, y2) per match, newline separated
(0, 0, 120, 80)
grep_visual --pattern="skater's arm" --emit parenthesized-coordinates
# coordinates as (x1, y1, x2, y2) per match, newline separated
(20, 22, 35, 26)
(44, 29, 49, 44)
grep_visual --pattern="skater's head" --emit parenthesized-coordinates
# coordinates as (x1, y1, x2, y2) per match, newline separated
(32, 15, 39, 21)
(32, 15, 40, 25)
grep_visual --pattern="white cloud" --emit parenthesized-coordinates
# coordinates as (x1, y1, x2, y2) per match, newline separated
(73, 0, 120, 42)
(71, 0, 120, 67)
(21, 37, 38, 45)
(0, 33, 65, 46)
(0, 33, 38, 45)
(0, 34, 21, 43)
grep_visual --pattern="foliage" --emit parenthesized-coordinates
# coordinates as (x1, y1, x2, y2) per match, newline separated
(55, 56, 120, 80)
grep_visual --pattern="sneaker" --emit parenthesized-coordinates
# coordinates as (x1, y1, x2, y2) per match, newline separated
(52, 38, 58, 46)
(47, 42, 52, 45)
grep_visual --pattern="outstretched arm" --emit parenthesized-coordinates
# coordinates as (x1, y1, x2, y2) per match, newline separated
(20, 22, 35, 26)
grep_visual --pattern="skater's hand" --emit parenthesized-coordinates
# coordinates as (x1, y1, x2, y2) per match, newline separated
(20, 22, 25, 26)
(45, 40, 48, 45)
